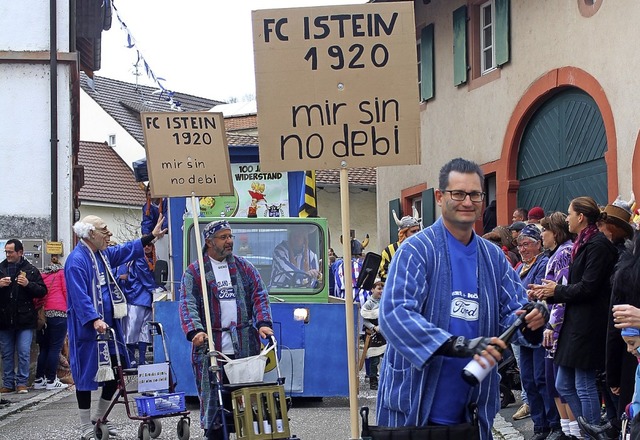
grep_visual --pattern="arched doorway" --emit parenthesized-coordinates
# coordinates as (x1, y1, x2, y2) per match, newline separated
(516, 88, 608, 212)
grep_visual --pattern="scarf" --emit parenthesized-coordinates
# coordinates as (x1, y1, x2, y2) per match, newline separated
(79, 240, 128, 382)
(146, 247, 157, 272)
(571, 223, 599, 262)
(519, 253, 542, 279)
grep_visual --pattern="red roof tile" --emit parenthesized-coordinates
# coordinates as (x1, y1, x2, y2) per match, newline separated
(316, 167, 376, 187)
(78, 141, 146, 206)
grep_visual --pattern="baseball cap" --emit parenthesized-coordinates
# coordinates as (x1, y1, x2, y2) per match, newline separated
(508, 221, 526, 232)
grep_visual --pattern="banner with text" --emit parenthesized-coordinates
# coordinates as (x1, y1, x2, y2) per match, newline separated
(141, 111, 233, 198)
(252, 2, 420, 172)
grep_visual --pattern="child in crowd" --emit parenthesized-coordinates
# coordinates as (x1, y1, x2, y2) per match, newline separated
(621, 327, 640, 437)
(361, 280, 387, 390)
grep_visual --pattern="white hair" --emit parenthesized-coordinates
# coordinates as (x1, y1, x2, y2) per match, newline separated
(73, 221, 95, 238)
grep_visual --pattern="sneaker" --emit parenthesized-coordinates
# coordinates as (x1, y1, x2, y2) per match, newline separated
(80, 424, 95, 440)
(512, 403, 530, 420)
(16, 386, 28, 394)
(46, 377, 69, 390)
(33, 377, 47, 390)
(0, 387, 14, 394)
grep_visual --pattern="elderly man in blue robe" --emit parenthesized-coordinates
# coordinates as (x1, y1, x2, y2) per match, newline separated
(179, 220, 273, 440)
(376, 158, 548, 440)
(66, 214, 166, 440)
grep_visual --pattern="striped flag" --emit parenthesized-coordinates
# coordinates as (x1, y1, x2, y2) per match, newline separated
(299, 170, 318, 217)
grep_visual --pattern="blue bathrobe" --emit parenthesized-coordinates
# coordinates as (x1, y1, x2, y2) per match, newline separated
(376, 218, 529, 440)
(65, 240, 143, 390)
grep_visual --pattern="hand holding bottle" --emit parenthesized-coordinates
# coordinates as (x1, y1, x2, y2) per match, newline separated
(461, 301, 549, 385)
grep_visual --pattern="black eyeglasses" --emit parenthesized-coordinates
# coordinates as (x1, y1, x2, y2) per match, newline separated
(441, 190, 486, 202)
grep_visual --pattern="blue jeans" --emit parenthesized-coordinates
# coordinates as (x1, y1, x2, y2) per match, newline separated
(512, 344, 528, 404)
(555, 365, 600, 424)
(520, 346, 560, 432)
(0, 329, 33, 388)
(35, 316, 68, 381)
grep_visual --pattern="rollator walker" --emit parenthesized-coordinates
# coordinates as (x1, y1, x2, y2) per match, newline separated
(94, 322, 191, 440)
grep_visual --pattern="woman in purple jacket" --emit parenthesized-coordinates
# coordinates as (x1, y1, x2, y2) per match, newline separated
(539, 212, 577, 439)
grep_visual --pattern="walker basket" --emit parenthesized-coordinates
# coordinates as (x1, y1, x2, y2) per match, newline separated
(135, 392, 186, 417)
(219, 344, 275, 385)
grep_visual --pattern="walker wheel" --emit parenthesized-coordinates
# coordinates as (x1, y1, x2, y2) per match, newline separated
(177, 418, 190, 440)
(94, 422, 110, 440)
(149, 418, 162, 438)
(137, 423, 150, 440)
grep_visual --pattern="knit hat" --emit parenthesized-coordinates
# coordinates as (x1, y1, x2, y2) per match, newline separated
(519, 224, 541, 242)
(604, 195, 634, 239)
(528, 206, 545, 221)
(621, 327, 640, 337)
(203, 220, 231, 240)
(508, 221, 527, 232)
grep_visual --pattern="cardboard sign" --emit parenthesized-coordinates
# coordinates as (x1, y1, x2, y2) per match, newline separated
(141, 111, 233, 198)
(253, 2, 420, 172)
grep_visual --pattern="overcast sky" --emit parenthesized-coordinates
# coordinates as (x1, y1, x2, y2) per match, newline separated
(99, 0, 368, 103)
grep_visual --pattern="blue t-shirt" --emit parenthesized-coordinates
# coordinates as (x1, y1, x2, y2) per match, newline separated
(429, 231, 479, 425)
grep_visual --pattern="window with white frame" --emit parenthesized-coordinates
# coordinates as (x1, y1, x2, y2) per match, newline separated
(480, 0, 495, 74)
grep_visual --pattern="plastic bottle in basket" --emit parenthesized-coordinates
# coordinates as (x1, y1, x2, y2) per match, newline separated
(261, 394, 272, 434)
(274, 392, 285, 433)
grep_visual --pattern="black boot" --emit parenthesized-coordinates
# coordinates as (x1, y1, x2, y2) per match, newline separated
(577, 417, 619, 440)
(369, 377, 378, 390)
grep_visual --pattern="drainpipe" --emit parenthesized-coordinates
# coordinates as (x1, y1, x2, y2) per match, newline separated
(50, 0, 58, 241)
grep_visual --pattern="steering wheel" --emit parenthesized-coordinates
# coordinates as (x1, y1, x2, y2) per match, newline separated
(271, 269, 316, 288)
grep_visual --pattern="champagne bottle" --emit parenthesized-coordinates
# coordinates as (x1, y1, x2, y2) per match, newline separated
(461, 313, 525, 385)
(251, 398, 260, 435)
(261, 394, 272, 434)
(274, 392, 285, 433)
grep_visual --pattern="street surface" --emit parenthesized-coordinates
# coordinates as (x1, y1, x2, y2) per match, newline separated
(0, 372, 532, 439)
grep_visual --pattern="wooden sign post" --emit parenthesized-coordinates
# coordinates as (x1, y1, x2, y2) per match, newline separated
(253, 3, 420, 438)
(141, 110, 233, 390)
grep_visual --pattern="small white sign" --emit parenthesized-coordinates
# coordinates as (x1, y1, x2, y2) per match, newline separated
(137, 362, 169, 392)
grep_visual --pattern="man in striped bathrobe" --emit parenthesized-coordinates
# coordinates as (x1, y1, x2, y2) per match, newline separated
(377, 158, 547, 440)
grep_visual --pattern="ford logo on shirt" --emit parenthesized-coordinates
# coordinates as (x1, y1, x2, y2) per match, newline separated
(218, 288, 236, 300)
(451, 299, 479, 321)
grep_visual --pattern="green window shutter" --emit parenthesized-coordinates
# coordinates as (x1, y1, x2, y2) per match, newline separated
(420, 24, 435, 101)
(495, 0, 510, 66)
(421, 188, 436, 227)
(452, 5, 468, 86)
(388, 198, 401, 243)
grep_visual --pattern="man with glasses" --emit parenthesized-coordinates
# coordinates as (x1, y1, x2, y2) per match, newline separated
(66, 214, 167, 439)
(0, 239, 47, 394)
(376, 157, 548, 440)
(179, 220, 273, 440)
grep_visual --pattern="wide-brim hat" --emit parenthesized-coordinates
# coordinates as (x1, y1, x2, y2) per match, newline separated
(604, 204, 634, 238)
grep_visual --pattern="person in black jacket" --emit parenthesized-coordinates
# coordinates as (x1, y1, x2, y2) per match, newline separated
(529, 196, 618, 428)
(0, 239, 47, 394)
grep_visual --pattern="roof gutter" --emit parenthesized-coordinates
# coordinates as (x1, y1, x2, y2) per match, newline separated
(50, 0, 59, 241)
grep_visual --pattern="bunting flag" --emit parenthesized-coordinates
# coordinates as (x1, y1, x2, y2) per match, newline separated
(299, 170, 318, 218)
(110, 0, 182, 110)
